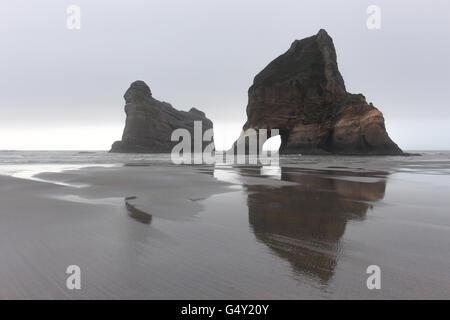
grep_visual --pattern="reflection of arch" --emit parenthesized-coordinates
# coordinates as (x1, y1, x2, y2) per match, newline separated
(244, 168, 388, 283)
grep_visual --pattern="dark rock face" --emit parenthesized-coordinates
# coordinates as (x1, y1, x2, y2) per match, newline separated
(232, 29, 403, 155)
(111, 81, 213, 153)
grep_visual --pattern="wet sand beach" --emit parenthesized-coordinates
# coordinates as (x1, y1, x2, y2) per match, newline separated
(0, 152, 450, 299)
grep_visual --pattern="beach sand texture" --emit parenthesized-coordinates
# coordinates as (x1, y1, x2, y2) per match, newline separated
(0, 151, 450, 299)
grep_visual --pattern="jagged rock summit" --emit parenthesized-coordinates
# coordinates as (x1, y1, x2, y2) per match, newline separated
(111, 80, 213, 153)
(232, 29, 403, 155)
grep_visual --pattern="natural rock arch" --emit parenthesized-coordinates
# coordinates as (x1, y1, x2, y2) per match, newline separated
(231, 29, 403, 155)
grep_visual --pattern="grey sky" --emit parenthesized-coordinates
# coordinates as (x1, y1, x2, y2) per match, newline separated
(0, 0, 449, 150)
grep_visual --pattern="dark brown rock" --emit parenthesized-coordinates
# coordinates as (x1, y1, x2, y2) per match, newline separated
(232, 29, 403, 155)
(111, 81, 213, 153)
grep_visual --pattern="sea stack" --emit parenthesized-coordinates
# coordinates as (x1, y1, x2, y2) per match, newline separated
(111, 80, 213, 153)
(231, 29, 403, 155)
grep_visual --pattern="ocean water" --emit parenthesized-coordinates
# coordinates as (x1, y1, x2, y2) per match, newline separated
(1, 150, 450, 184)
(0, 149, 449, 167)
(0, 150, 174, 165)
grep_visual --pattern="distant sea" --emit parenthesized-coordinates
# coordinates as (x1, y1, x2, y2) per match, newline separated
(0, 149, 449, 166)
(1, 149, 449, 183)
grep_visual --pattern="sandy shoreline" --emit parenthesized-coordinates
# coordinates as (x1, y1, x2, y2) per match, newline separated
(1, 158, 450, 299)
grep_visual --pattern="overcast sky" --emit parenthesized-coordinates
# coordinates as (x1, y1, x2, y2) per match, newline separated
(0, 0, 449, 150)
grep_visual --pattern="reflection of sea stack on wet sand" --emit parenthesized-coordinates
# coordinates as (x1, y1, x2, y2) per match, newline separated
(232, 29, 403, 155)
(246, 168, 388, 282)
(2, 156, 450, 298)
(125, 196, 152, 224)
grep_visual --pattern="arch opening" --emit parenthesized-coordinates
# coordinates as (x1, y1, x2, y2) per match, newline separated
(262, 135, 281, 152)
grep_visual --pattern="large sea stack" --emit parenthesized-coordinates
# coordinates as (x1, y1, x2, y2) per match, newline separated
(111, 81, 213, 153)
(232, 29, 403, 155)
